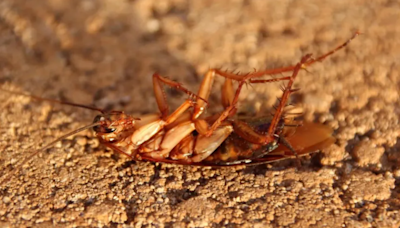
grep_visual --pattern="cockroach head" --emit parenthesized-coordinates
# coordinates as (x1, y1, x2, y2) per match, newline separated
(92, 114, 116, 133)
(92, 112, 135, 133)
(91, 112, 137, 143)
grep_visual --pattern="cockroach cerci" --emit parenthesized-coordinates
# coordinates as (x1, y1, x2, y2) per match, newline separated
(0, 32, 360, 184)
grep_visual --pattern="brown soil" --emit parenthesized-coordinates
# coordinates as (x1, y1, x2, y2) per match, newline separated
(1, 0, 399, 227)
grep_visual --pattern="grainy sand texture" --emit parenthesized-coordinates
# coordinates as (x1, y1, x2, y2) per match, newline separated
(1, 0, 399, 227)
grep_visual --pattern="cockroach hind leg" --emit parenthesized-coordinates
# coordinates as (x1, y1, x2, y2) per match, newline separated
(153, 72, 207, 119)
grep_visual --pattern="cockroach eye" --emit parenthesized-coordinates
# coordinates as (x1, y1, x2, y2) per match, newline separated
(104, 128, 116, 133)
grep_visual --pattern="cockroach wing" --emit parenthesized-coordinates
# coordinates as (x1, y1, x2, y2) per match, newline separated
(238, 122, 335, 165)
(276, 122, 335, 155)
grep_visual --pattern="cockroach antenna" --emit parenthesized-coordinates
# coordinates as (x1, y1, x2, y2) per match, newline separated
(0, 88, 110, 185)
(0, 88, 106, 113)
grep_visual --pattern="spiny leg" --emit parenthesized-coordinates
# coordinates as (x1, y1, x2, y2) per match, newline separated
(164, 99, 194, 125)
(146, 71, 241, 159)
(196, 80, 246, 136)
(192, 70, 215, 119)
(193, 32, 359, 136)
(200, 75, 295, 137)
(152, 73, 206, 119)
(265, 54, 311, 143)
(210, 54, 311, 149)
(260, 54, 312, 160)
(193, 70, 297, 120)
(221, 78, 236, 108)
(133, 72, 218, 151)
(189, 77, 235, 135)
(249, 76, 292, 84)
(191, 70, 240, 134)
(225, 55, 311, 164)
(211, 31, 360, 81)
(192, 69, 277, 118)
(203, 32, 361, 138)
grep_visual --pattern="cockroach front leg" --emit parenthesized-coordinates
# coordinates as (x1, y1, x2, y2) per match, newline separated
(188, 69, 239, 136)
(152, 73, 206, 118)
(191, 69, 251, 135)
(141, 69, 241, 161)
(130, 73, 206, 149)
(133, 71, 232, 159)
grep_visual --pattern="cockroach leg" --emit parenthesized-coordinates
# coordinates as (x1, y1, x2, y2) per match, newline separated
(248, 76, 292, 84)
(103, 142, 135, 159)
(153, 73, 169, 118)
(191, 32, 360, 136)
(221, 78, 234, 108)
(218, 76, 295, 136)
(164, 99, 194, 125)
(265, 54, 312, 144)
(205, 78, 254, 137)
(129, 73, 204, 149)
(195, 32, 360, 138)
(303, 31, 360, 67)
(212, 31, 360, 81)
(278, 136, 300, 160)
(192, 68, 251, 119)
(208, 55, 311, 158)
(192, 77, 246, 137)
(190, 69, 242, 136)
(152, 73, 206, 119)
(193, 70, 216, 119)
(231, 120, 273, 144)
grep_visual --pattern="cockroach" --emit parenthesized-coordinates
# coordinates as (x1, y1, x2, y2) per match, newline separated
(0, 32, 359, 184)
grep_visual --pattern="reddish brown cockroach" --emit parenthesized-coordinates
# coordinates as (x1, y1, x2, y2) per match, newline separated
(1, 32, 359, 184)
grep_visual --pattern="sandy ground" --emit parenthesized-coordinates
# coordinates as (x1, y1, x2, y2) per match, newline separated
(0, 0, 399, 227)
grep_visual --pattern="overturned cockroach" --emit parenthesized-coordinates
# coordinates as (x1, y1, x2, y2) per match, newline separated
(1, 32, 359, 184)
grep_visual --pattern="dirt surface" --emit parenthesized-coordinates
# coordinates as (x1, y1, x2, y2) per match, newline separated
(0, 0, 399, 227)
